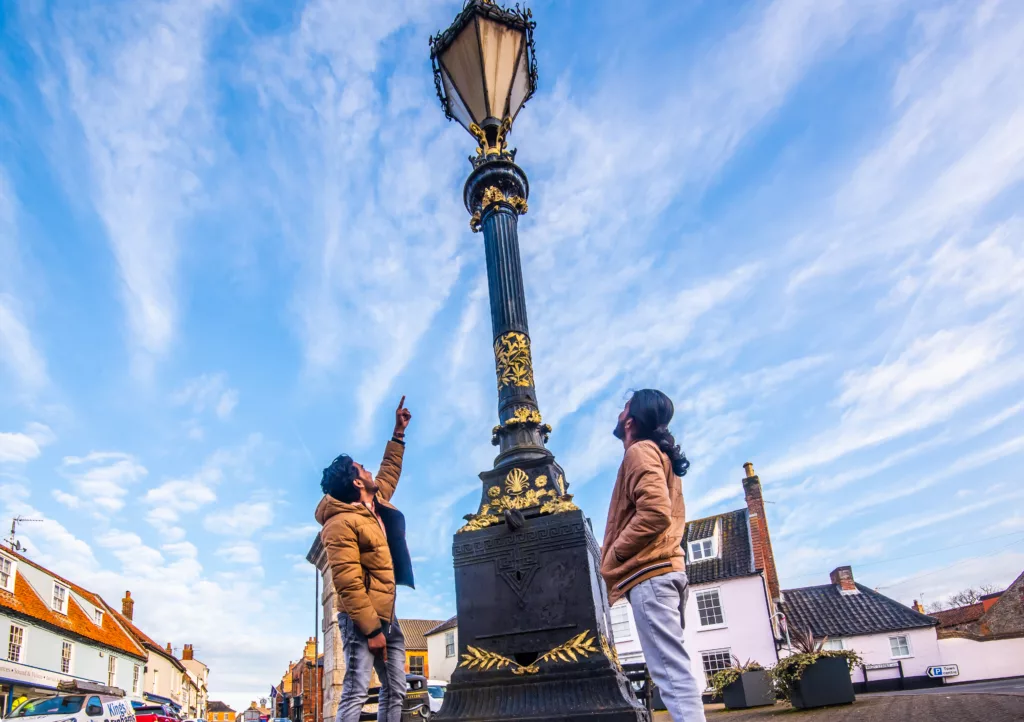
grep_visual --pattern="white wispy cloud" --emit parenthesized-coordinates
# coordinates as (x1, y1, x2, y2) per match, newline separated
(0, 422, 55, 463)
(204, 500, 274, 537)
(60, 451, 148, 513)
(172, 372, 240, 420)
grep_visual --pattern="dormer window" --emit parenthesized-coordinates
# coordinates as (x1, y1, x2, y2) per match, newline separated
(0, 554, 14, 592)
(52, 583, 69, 614)
(689, 537, 716, 562)
(94, 609, 104, 625)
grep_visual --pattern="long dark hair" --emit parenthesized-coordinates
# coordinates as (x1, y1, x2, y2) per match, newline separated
(627, 389, 691, 477)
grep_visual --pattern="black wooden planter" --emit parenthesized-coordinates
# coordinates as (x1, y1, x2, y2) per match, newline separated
(723, 670, 775, 709)
(790, 656, 855, 710)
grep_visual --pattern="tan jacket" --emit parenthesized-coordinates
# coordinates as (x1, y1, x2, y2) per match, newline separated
(315, 440, 405, 637)
(600, 440, 686, 604)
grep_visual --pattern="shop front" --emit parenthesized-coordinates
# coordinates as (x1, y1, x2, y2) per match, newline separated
(0, 658, 84, 715)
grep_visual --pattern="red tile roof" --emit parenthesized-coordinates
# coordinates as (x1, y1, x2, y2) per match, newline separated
(0, 551, 146, 660)
(110, 609, 188, 672)
(931, 602, 985, 629)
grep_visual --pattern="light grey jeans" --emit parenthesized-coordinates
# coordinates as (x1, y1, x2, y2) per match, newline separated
(628, 572, 707, 722)
(335, 614, 407, 722)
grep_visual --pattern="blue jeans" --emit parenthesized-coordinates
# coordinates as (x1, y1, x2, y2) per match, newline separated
(628, 572, 707, 722)
(334, 614, 407, 722)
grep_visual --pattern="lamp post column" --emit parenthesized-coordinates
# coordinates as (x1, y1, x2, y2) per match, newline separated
(466, 159, 549, 464)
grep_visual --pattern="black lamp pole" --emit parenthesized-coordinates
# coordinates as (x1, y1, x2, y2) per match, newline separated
(429, 3, 649, 720)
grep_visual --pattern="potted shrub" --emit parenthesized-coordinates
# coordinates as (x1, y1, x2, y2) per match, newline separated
(710, 657, 774, 710)
(772, 629, 860, 710)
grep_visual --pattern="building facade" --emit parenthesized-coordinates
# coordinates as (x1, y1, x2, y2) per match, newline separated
(780, 565, 942, 692)
(424, 617, 459, 683)
(0, 549, 147, 714)
(276, 638, 323, 722)
(207, 700, 236, 722)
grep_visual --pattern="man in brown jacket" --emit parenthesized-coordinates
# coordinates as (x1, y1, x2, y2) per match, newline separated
(601, 389, 705, 721)
(316, 397, 413, 722)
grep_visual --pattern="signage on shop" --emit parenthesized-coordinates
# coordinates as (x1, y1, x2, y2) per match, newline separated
(0, 660, 76, 689)
(927, 664, 959, 678)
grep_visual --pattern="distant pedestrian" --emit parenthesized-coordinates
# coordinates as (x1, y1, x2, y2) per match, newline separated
(316, 396, 414, 722)
(600, 389, 705, 722)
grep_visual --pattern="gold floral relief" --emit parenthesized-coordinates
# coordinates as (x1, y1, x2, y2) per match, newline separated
(534, 475, 548, 488)
(494, 332, 535, 389)
(458, 631, 599, 676)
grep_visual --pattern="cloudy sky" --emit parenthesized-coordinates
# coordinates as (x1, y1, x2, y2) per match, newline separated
(3, 0, 1024, 709)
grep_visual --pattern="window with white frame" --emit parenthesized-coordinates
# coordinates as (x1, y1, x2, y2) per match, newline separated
(132, 665, 140, 695)
(695, 589, 725, 627)
(0, 555, 14, 592)
(61, 640, 73, 674)
(822, 638, 845, 651)
(153, 669, 159, 693)
(8, 624, 25, 662)
(445, 631, 455, 658)
(107, 655, 117, 686)
(700, 649, 732, 687)
(94, 609, 104, 626)
(52, 583, 69, 614)
(689, 537, 716, 562)
(889, 635, 912, 658)
(610, 604, 633, 642)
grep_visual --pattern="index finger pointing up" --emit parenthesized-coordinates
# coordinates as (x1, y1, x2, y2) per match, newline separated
(398, 395, 406, 410)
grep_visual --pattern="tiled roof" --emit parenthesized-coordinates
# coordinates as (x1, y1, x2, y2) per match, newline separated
(400, 619, 446, 651)
(930, 603, 985, 629)
(781, 583, 938, 637)
(684, 509, 756, 584)
(0, 564, 146, 660)
(208, 702, 235, 714)
(425, 615, 457, 637)
(110, 609, 188, 672)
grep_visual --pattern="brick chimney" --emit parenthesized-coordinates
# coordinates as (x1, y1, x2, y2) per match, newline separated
(183, 644, 194, 661)
(913, 600, 925, 613)
(122, 591, 134, 621)
(166, 642, 173, 655)
(830, 566, 858, 594)
(303, 637, 316, 661)
(743, 463, 780, 602)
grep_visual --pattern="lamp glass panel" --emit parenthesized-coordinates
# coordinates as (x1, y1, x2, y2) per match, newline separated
(478, 16, 523, 119)
(440, 17, 487, 123)
(442, 69, 474, 131)
(508, 42, 532, 121)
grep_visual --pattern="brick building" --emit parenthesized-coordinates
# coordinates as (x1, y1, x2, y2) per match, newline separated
(277, 638, 323, 722)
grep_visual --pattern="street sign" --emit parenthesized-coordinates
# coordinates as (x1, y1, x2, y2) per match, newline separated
(864, 662, 900, 670)
(927, 664, 959, 678)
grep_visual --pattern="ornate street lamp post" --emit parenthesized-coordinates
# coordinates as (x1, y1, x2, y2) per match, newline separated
(430, 3, 648, 720)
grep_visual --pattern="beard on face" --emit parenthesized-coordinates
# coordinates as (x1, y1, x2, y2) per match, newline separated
(613, 417, 627, 440)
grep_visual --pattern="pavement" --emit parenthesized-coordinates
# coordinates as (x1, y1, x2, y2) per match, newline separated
(647, 679, 1024, 721)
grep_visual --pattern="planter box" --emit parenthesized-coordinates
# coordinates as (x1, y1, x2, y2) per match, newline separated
(723, 670, 775, 709)
(790, 656, 855, 710)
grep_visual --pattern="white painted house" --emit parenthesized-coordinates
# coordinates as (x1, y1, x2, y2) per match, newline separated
(0, 549, 148, 714)
(424, 617, 459, 683)
(780, 565, 943, 692)
(611, 463, 782, 692)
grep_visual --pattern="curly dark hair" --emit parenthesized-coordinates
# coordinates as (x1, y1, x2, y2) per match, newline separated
(627, 389, 691, 477)
(321, 454, 360, 503)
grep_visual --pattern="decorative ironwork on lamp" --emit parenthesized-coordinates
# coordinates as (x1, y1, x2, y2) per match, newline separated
(429, 0, 538, 166)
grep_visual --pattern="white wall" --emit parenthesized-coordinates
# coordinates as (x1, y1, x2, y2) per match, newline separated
(425, 629, 459, 683)
(785, 627, 942, 685)
(938, 636, 1024, 684)
(612, 574, 778, 690)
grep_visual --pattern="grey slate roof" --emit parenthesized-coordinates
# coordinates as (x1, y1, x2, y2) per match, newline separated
(424, 615, 458, 637)
(684, 508, 757, 584)
(781, 583, 938, 637)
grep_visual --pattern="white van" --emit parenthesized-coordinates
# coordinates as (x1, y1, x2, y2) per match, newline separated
(6, 681, 135, 722)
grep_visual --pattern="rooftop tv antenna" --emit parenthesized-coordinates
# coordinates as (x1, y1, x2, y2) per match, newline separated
(6, 516, 43, 553)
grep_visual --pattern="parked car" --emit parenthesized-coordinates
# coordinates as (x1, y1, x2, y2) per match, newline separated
(132, 703, 180, 722)
(6, 681, 135, 722)
(425, 681, 447, 715)
(359, 675, 433, 720)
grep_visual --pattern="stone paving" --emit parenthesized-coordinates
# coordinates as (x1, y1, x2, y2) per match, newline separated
(650, 692, 1024, 721)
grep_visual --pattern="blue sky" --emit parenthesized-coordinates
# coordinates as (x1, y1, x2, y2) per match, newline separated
(2, 0, 1024, 709)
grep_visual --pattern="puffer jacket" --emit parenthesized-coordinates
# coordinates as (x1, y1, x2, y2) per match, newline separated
(600, 440, 686, 605)
(315, 440, 414, 637)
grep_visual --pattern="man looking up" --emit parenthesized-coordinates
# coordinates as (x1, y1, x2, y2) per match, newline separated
(316, 396, 413, 722)
(601, 389, 705, 722)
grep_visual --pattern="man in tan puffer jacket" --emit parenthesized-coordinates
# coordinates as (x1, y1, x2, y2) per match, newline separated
(601, 389, 706, 722)
(316, 396, 413, 722)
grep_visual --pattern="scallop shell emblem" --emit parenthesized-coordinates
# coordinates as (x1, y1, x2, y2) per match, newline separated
(504, 468, 530, 495)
